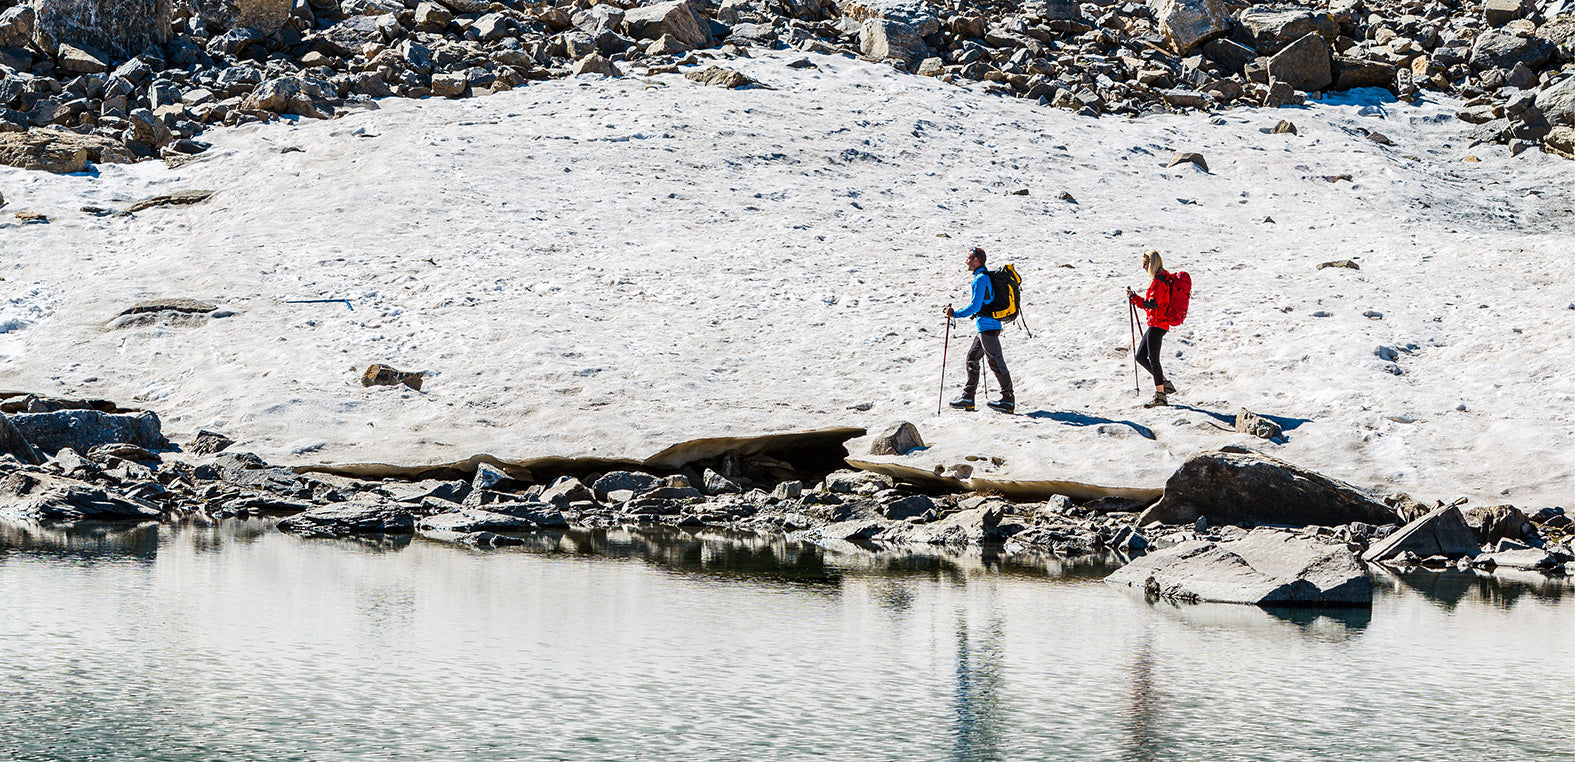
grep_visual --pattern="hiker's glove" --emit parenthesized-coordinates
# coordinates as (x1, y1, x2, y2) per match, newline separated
(944, 305, 954, 318)
(1127, 291, 1141, 306)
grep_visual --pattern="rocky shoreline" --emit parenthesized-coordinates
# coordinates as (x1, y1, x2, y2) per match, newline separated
(1, 0, 1574, 175)
(1, 395, 1570, 605)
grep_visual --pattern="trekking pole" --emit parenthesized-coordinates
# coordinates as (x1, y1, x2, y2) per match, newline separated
(938, 316, 952, 415)
(1128, 300, 1140, 393)
(1019, 305, 1034, 339)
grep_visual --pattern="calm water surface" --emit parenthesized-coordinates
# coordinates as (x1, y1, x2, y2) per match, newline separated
(1, 521, 1571, 762)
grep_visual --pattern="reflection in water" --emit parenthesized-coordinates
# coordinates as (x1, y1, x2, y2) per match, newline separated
(952, 614, 1005, 762)
(1378, 566, 1573, 610)
(1123, 629, 1158, 762)
(0, 520, 162, 562)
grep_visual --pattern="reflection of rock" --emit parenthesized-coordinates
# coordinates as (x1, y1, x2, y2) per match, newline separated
(1105, 527, 1372, 605)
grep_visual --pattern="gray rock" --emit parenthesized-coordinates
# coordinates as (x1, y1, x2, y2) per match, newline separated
(1139, 447, 1397, 527)
(33, 0, 172, 60)
(0, 470, 161, 523)
(417, 509, 537, 533)
(593, 470, 664, 496)
(622, 0, 711, 48)
(771, 480, 803, 500)
(0, 6, 35, 49)
(1331, 56, 1397, 91)
(472, 462, 510, 491)
(570, 53, 621, 78)
(1469, 30, 1556, 73)
(0, 414, 43, 465)
(1105, 527, 1372, 605)
(860, 18, 926, 69)
(188, 429, 233, 455)
(1232, 6, 1338, 55)
(900, 504, 1003, 544)
(1463, 504, 1532, 544)
(381, 479, 469, 504)
(1203, 38, 1256, 74)
(1535, 75, 1575, 128)
(703, 468, 742, 494)
(541, 476, 594, 505)
(277, 499, 415, 536)
(1149, 0, 1228, 54)
(242, 76, 337, 119)
(823, 469, 894, 494)
(868, 421, 924, 456)
(881, 494, 934, 521)
(1266, 33, 1331, 92)
(1361, 505, 1480, 562)
(1483, 0, 1527, 26)
(1475, 548, 1558, 570)
(10, 410, 168, 456)
(1234, 408, 1282, 440)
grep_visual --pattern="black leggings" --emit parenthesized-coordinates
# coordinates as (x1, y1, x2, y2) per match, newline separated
(1135, 327, 1167, 387)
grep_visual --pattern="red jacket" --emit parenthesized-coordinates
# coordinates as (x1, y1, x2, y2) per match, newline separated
(1130, 269, 1176, 330)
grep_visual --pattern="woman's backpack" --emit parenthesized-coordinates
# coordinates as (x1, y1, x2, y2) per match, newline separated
(1160, 270, 1191, 326)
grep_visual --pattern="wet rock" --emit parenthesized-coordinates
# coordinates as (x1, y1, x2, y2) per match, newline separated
(1140, 447, 1397, 527)
(1149, 0, 1228, 54)
(188, 429, 234, 455)
(1106, 527, 1372, 605)
(1463, 505, 1533, 545)
(1234, 408, 1282, 440)
(10, 410, 168, 456)
(277, 498, 415, 536)
(360, 364, 423, 391)
(868, 421, 923, 456)
(1361, 505, 1480, 562)
(0, 470, 162, 522)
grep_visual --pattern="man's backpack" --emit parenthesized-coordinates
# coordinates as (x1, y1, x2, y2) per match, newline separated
(1159, 270, 1191, 326)
(984, 264, 1021, 323)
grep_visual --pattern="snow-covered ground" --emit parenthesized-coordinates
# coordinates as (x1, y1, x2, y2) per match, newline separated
(2, 50, 1571, 507)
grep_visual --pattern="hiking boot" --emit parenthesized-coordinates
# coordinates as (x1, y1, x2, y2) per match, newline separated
(1161, 380, 1178, 395)
(1143, 392, 1168, 408)
(949, 397, 976, 411)
(987, 399, 1015, 414)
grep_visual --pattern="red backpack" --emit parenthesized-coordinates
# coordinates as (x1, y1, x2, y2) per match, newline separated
(1161, 271, 1191, 326)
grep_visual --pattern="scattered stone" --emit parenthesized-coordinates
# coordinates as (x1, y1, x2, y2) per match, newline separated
(570, 54, 621, 78)
(1233, 409, 1282, 440)
(1139, 447, 1397, 527)
(1166, 152, 1208, 171)
(1270, 120, 1297, 135)
(189, 429, 234, 456)
(1362, 504, 1480, 562)
(685, 66, 754, 88)
(361, 364, 423, 391)
(869, 421, 924, 456)
(1105, 527, 1372, 605)
(1317, 259, 1360, 270)
(123, 190, 215, 214)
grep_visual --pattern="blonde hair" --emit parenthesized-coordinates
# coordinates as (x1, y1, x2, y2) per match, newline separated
(1143, 249, 1163, 277)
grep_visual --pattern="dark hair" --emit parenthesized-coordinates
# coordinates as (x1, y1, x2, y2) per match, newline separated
(970, 247, 987, 266)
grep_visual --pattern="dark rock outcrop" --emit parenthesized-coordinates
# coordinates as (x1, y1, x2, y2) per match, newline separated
(1361, 505, 1480, 562)
(1139, 447, 1397, 528)
(9, 410, 169, 456)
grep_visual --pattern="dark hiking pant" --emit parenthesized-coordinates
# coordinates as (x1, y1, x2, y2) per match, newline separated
(964, 330, 1013, 403)
(1135, 327, 1167, 387)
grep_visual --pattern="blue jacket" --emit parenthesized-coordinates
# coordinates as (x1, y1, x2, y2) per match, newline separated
(953, 267, 1001, 332)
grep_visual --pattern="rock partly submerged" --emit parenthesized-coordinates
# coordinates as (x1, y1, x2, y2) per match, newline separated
(1105, 528, 1373, 606)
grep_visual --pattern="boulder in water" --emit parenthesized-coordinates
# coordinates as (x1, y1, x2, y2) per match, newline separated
(1105, 527, 1372, 605)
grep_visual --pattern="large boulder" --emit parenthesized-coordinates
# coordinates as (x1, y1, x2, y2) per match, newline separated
(0, 130, 134, 173)
(1331, 56, 1397, 91)
(622, 0, 710, 49)
(1266, 32, 1332, 92)
(0, 415, 43, 465)
(0, 470, 161, 523)
(1463, 505, 1533, 545)
(1469, 29, 1556, 73)
(1105, 528, 1372, 606)
(838, 0, 940, 36)
(1232, 6, 1338, 55)
(241, 76, 337, 119)
(277, 499, 415, 536)
(8, 410, 168, 455)
(860, 18, 926, 69)
(0, 6, 35, 48)
(1535, 75, 1575, 127)
(1361, 505, 1480, 562)
(31, 0, 172, 59)
(417, 509, 540, 533)
(1148, 0, 1228, 54)
(868, 421, 924, 456)
(194, 0, 296, 33)
(1139, 448, 1396, 528)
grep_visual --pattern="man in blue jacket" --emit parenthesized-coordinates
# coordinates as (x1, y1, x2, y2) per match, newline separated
(944, 247, 1014, 413)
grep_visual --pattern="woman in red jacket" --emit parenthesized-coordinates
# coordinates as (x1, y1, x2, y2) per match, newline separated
(1127, 249, 1179, 408)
